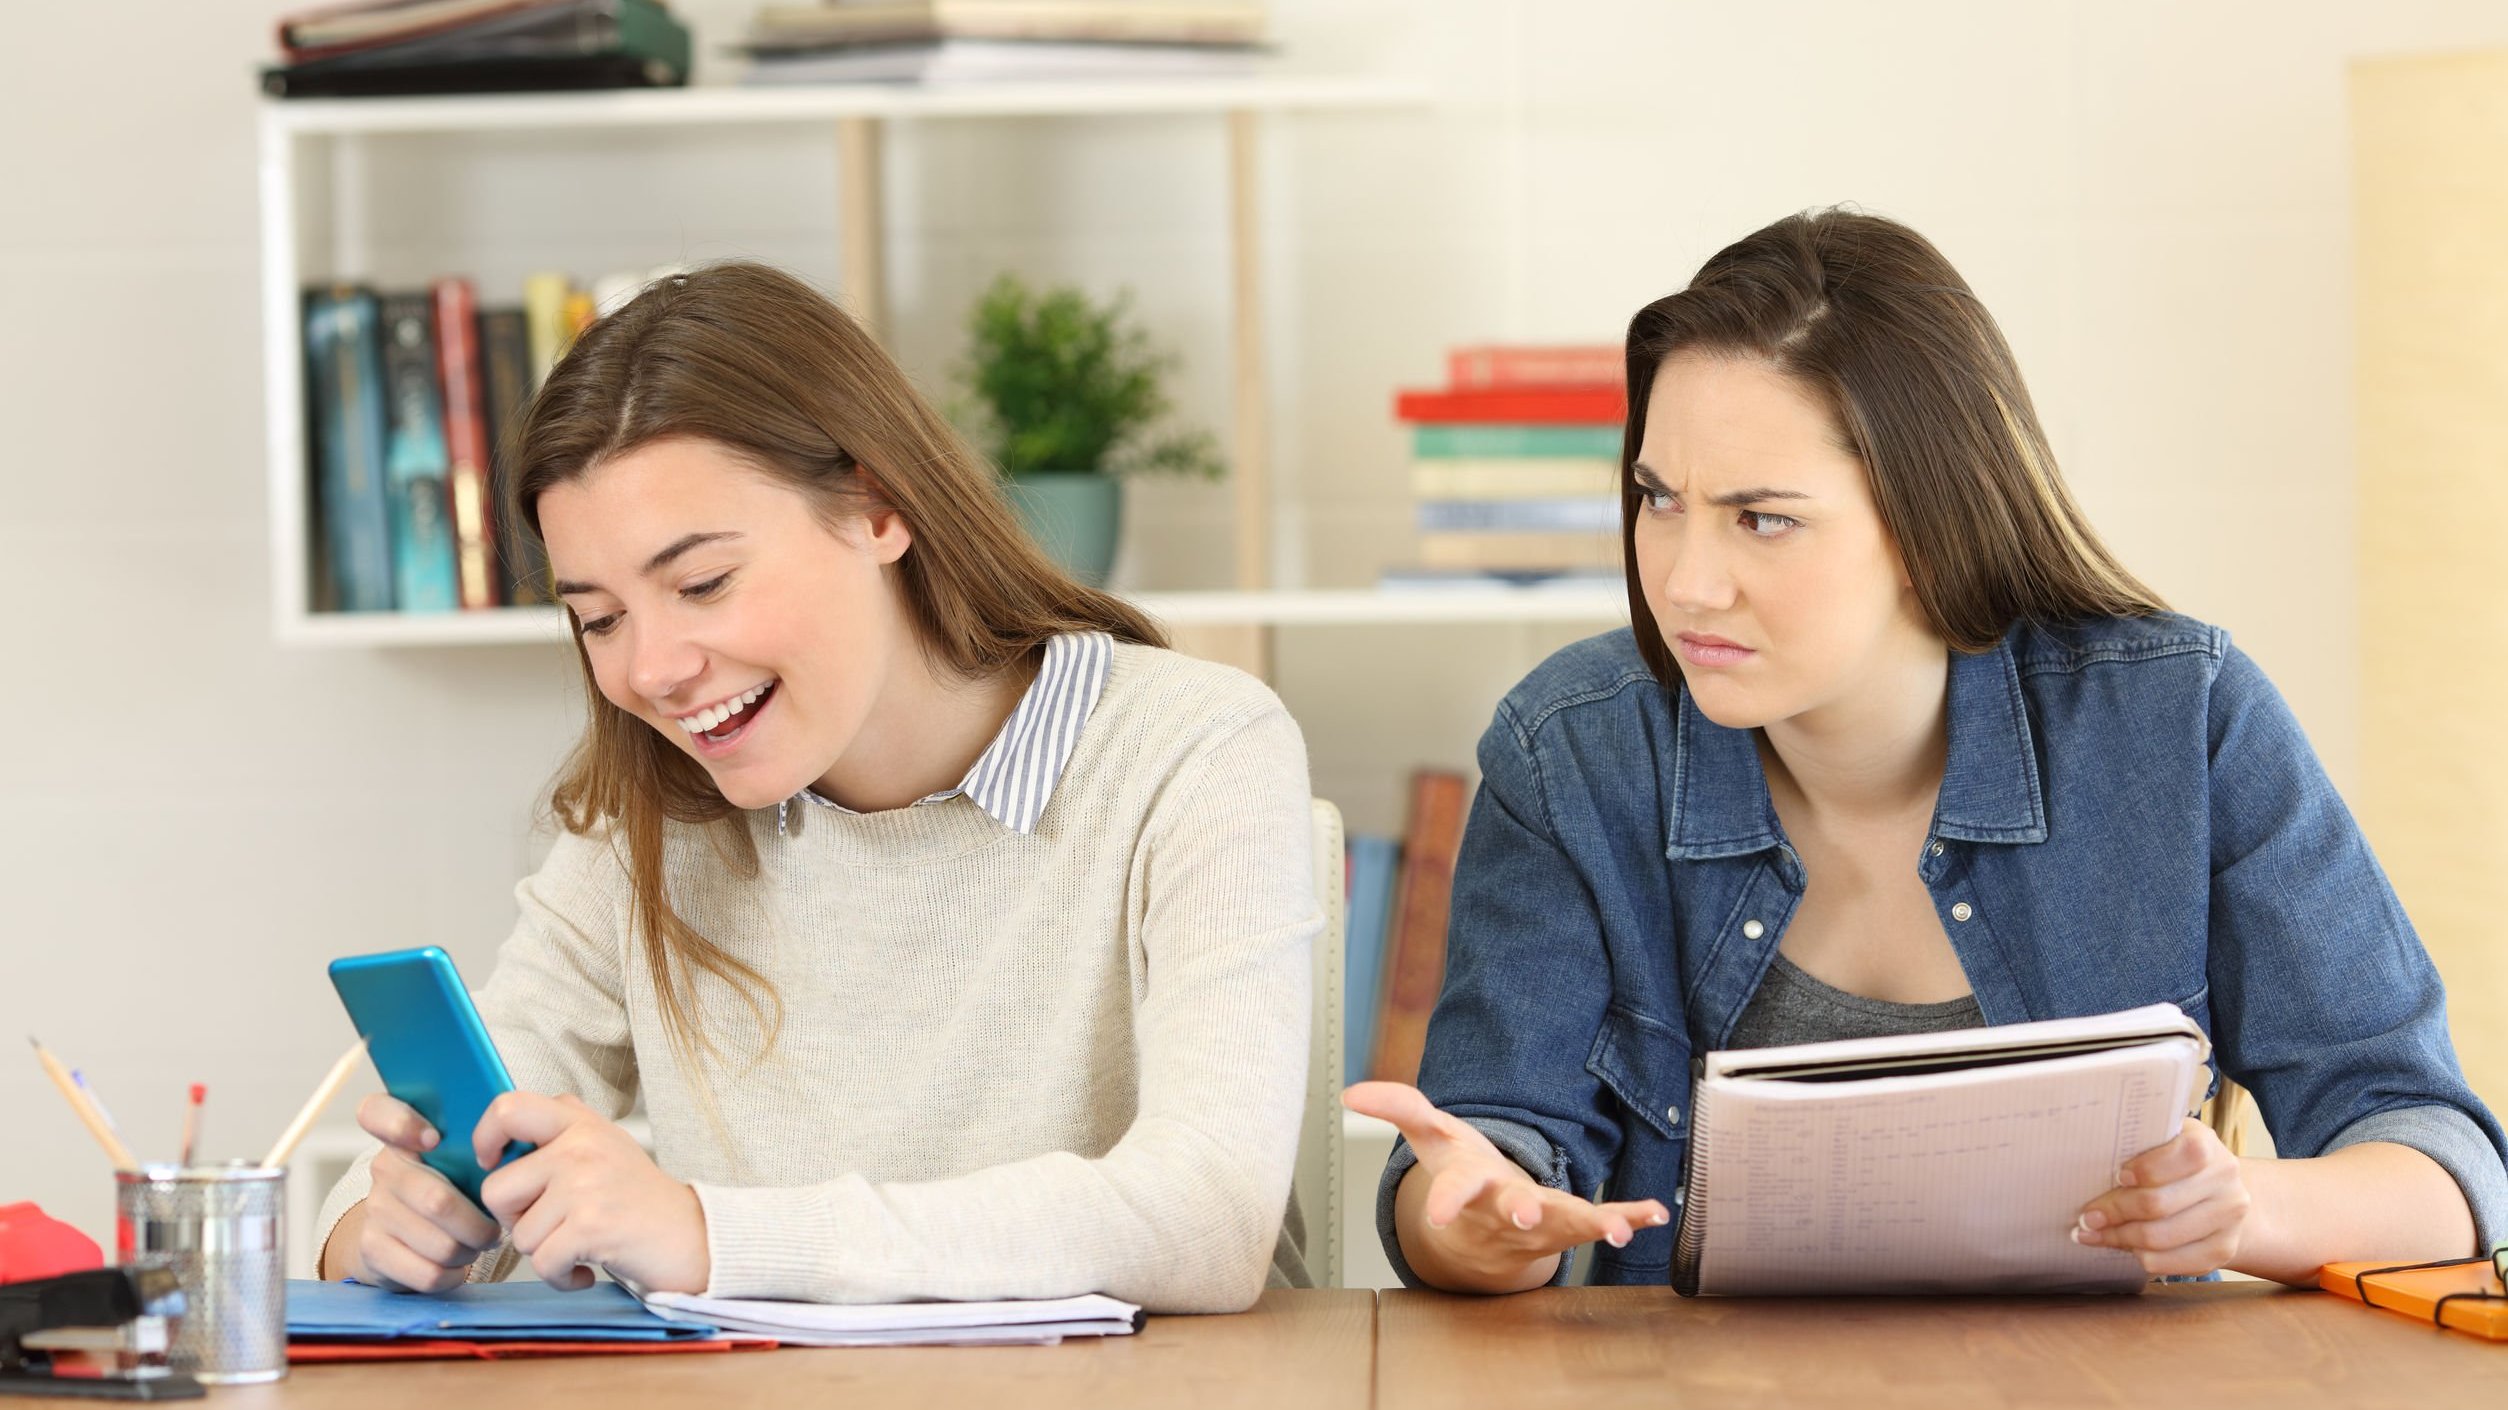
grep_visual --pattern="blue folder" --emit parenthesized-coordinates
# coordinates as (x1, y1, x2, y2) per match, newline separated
(286, 1280, 719, 1341)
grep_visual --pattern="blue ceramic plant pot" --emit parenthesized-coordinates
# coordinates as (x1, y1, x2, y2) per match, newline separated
(1008, 472, 1122, 587)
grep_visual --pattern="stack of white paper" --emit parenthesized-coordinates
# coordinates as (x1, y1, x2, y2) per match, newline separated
(636, 1290, 1144, 1348)
(1675, 1002, 2210, 1297)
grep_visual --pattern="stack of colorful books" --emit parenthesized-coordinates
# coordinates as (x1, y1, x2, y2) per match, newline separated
(264, 0, 692, 98)
(301, 265, 674, 615)
(1386, 345, 1627, 590)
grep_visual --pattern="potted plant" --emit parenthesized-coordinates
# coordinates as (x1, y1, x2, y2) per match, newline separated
(956, 272, 1223, 586)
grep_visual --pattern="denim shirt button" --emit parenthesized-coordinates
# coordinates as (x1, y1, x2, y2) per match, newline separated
(1666, 1104, 1683, 1125)
(1928, 840, 1945, 857)
(1951, 901, 1974, 922)
(1741, 919, 1765, 940)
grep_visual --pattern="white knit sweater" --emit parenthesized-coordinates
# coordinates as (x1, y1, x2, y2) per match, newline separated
(315, 643, 1319, 1313)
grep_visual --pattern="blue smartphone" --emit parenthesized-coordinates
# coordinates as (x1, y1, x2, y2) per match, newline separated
(328, 946, 532, 1210)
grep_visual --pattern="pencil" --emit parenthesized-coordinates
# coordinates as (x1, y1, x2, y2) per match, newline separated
(261, 1038, 368, 1171)
(179, 1083, 206, 1169)
(29, 1038, 139, 1172)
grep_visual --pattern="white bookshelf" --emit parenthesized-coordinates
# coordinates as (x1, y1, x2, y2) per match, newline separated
(274, 588, 1626, 648)
(254, 74, 1637, 652)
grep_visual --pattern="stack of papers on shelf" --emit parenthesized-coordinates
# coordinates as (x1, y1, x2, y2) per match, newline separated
(636, 1290, 1145, 1347)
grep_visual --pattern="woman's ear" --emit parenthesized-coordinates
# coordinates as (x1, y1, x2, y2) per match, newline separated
(851, 466, 914, 565)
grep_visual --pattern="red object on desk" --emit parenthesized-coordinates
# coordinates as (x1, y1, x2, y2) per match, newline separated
(0, 1202, 105, 1284)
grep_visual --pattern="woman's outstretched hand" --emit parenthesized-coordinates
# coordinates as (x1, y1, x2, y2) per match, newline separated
(1345, 1080, 1671, 1294)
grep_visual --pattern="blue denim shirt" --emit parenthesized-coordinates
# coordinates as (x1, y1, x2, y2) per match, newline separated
(1379, 615, 2508, 1286)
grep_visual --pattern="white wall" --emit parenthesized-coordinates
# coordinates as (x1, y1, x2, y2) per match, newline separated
(9, 0, 2507, 1247)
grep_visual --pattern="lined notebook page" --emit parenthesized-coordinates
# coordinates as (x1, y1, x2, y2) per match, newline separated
(1687, 1037, 2203, 1296)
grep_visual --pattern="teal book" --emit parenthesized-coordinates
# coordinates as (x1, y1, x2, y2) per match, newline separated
(1344, 834, 1401, 1087)
(1413, 424, 1623, 459)
(304, 287, 394, 613)
(379, 292, 461, 613)
(1417, 497, 1621, 534)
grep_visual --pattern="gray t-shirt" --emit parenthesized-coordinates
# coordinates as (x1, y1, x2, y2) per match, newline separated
(1725, 951, 1982, 1049)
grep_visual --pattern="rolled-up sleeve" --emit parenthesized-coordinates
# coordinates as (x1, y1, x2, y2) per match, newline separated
(2202, 641, 2508, 1252)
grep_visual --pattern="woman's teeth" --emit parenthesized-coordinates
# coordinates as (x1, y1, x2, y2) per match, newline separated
(679, 680, 775, 735)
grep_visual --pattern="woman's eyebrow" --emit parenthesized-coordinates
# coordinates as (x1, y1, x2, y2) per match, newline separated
(1629, 462, 1811, 507)
(552, 531, 744, 597)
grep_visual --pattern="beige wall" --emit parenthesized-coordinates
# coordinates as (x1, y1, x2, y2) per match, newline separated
(9, 1, 2508, 1239)
(2354, 47, 2508, 1108)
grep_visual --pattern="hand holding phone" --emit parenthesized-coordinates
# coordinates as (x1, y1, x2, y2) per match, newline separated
(338, 1090, 502, 1291)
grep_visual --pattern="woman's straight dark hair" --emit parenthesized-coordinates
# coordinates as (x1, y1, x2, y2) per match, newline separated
(1620, 208, 2165, 688)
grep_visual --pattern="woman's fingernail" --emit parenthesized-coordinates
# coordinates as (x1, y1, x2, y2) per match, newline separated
(1608, 1231, 1629, 1248)
(2069, 1225, 2088, 1245)
(2117, 1168, 2137, 1187)
(421, 1130, 439, 1150)
(1653, 1211, 1671, 1226)
(2079, 1210, 2107, 1232)
(1510, 1210, 1533, 1230)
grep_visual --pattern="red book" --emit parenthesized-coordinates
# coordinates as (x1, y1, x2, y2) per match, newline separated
(1394, 387, 1625, 424)
(1446, 344, 1623, 390)
(433, 277, 501, 610)
(1368, 769, 1472, 1086)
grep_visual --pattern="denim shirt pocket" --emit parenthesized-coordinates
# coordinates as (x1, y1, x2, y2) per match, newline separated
(1585, 1004, 1689, 1273)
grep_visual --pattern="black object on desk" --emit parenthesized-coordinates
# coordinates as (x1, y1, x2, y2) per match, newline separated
(0, 1268, 203, 1400)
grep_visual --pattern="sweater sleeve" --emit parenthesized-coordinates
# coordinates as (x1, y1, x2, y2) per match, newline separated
(690, 705, 1319, 1314)
(310, 825, 642, 1271)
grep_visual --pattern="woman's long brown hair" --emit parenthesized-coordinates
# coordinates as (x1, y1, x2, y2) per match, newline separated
(1620, 209, 2166, 687)
(504, 261, 1166, 1073)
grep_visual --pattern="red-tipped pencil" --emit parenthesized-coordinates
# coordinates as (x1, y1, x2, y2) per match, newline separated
(179, 1083, 206, 1169)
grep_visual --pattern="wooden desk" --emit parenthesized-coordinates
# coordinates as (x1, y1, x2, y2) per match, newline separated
(1376, 1283, 2503, 1409)
(193, 1291, 1373, 1410)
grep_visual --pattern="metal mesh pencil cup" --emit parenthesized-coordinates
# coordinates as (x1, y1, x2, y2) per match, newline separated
(114, 1164, 287, 1384)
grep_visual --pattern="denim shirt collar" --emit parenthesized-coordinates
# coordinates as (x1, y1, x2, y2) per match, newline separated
(1664, 631, 2048, 862)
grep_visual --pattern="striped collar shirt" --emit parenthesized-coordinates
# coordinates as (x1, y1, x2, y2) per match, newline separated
(775, 631, 1114, 838)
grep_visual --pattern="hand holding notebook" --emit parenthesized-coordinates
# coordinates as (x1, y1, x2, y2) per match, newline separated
(1674, 1002, 2209, 1296)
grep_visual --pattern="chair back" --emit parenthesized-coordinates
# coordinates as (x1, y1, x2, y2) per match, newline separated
(1292, 798, 1347, 1287)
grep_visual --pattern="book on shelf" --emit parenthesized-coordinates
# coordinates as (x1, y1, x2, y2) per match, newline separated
(433, 278, 501, 611)
(1368, 769, 1470, 1086)
(478, 307, 550, 604)
(304, 288, 396, 614)
(1416, 497, 1618, 535)
(522, 273, 572, 385)
(1342, 833, 1400, 1088)
(1392, 386, 1625, 425)
(264, 0, 689, 98)
(1418, 530, 1620, 573)
(745, 1, 1269, 51)
(1413, 424, 1622, 460)
(1376, 568, 1620, 593)
(1409, 457, 1620, 501)
(743, 37, 1260, 85)
(379, 292, 463, 612)
(1444, 344, 1621, 391)
(278, 0, 550, 59)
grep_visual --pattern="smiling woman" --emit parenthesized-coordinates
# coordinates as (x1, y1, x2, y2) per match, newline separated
(309, 263, 1323, 1314)
(1350, 208, 2508, 1298)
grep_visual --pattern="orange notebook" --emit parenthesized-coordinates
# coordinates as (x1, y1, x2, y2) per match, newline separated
(2320, 1257, 2508, 1341)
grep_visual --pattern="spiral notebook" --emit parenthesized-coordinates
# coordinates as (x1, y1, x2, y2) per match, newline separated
(1672, 1003, 2209, 1296)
